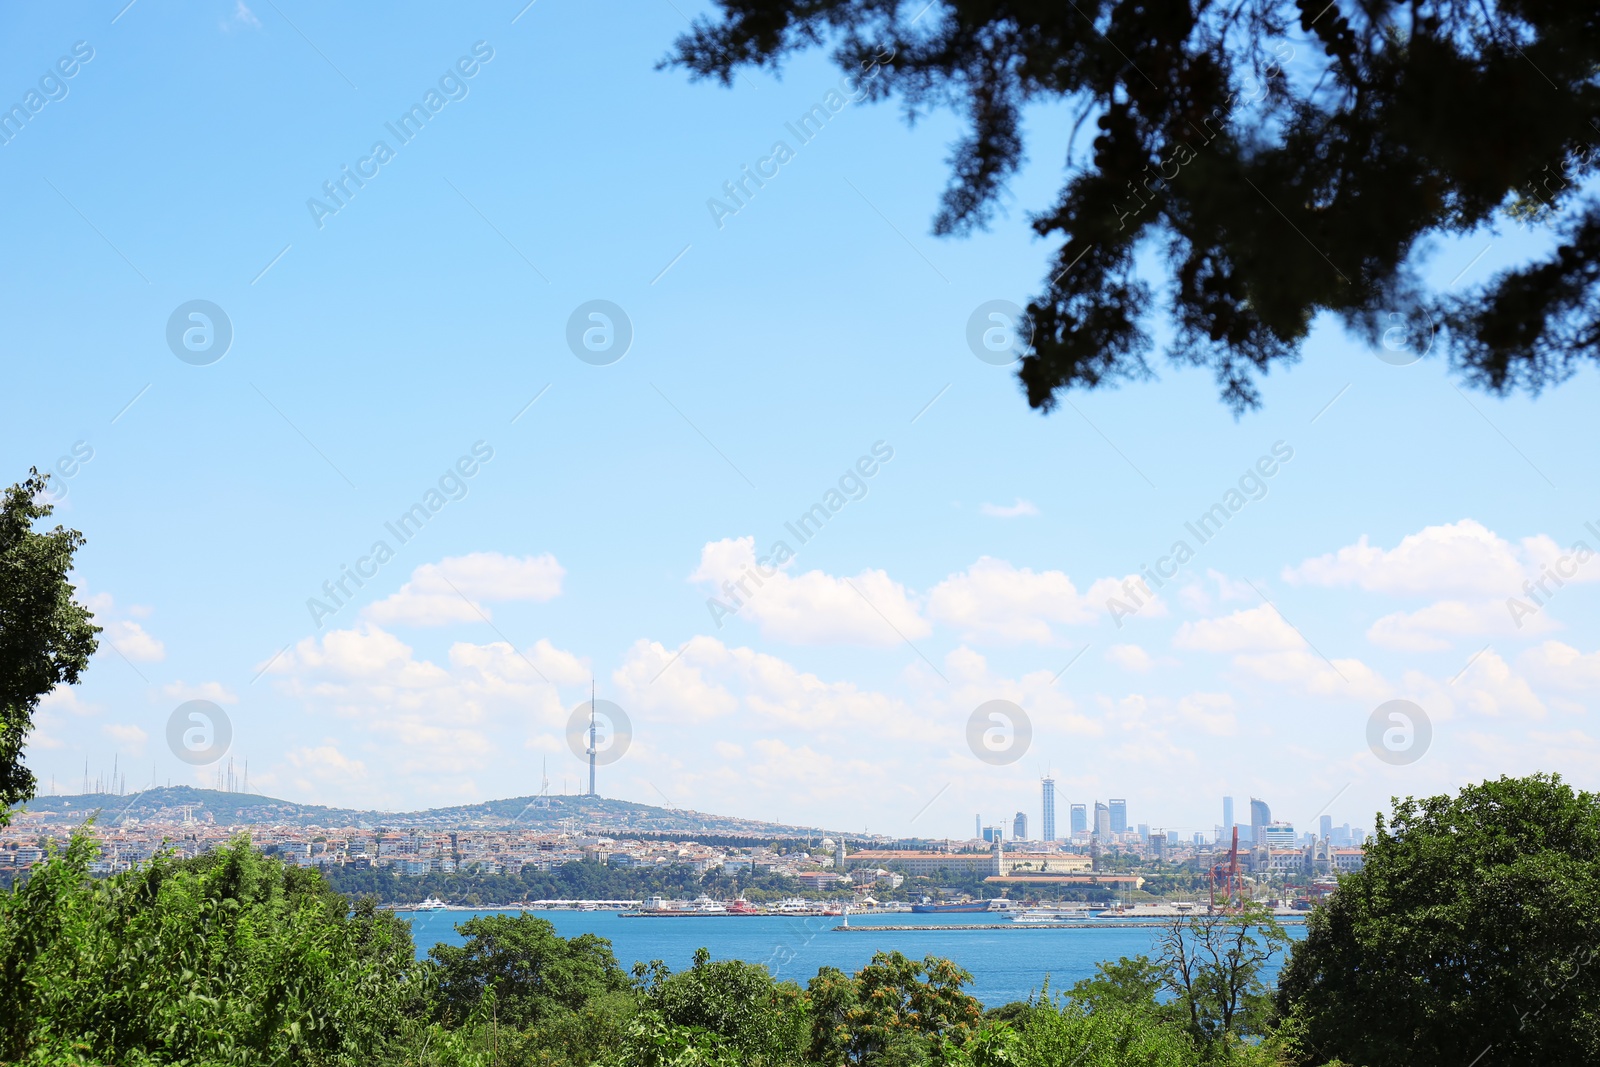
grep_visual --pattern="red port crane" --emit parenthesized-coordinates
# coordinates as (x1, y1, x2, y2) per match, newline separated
(1209, 826, 1243, 913)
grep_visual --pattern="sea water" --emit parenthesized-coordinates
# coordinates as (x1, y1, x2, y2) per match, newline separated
(403, 910, 1306, 1007)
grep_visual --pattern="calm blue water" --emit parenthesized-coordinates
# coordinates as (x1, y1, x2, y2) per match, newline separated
(403, 910, 1306, 1007)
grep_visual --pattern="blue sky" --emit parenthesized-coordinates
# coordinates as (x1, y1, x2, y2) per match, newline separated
(6, 0, 1597, 840)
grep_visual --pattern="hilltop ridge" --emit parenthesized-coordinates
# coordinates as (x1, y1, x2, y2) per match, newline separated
(14, 786, 836, 838)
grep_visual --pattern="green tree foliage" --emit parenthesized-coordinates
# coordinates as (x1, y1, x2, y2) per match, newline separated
(1276, 773, 1600, 1067)
(669, 2, 1600, 413)
(0, 832, 417, 1065)
(619, 946, 808, 1065)
(808, 951, 986, 1065)
(0, 470, 99, 821)
(428, 913, 631, 1031)
(1156, 904, 1289, 1047)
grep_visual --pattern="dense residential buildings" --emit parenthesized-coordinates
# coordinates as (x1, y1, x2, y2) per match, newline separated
(2, 785, 1370, 895)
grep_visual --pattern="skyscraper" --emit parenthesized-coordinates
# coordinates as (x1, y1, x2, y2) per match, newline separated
(1319, 814, 1333, 841)
(1070, 803, 1087, 834)
(1013, 811, 1028, 841)
(975, 814, 982, 840)
(1250, 798, 1271, 844)
(1041, 776, 1057, 842)
(1222, 796, 1234, 842)
(1094, 801, 1111, 837)
(1110, 798, 1128, 833)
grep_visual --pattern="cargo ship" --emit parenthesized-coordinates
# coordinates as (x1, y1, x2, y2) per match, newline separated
(910, 899, 1013, 914)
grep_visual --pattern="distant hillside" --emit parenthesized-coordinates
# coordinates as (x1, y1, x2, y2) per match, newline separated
(12, 786, 833, 838)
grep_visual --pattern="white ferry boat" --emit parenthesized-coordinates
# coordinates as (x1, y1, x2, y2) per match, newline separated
(412, 897, 448, 912)
(1011, 908, 1100, 921)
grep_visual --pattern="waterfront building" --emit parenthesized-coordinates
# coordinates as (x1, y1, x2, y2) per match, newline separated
(843, 850, 1001, 877)
(994, 851, 1091, 876)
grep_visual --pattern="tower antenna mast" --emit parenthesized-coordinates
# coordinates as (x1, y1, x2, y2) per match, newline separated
(587, 680, 597, 797)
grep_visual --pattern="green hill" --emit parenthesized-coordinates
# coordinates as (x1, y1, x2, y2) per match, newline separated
(14, 785, 829, 838)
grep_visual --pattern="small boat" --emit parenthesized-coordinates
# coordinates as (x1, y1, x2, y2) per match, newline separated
(774, 898, 816, 914)
(412, 897, 448, 912)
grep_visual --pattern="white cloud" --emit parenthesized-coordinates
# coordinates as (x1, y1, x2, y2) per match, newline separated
(288, 744, 367, 781)
(1173, 605, 1304, 653)
(1453, 650, 1547, 719)
(262, 623, 597, 802)
(1283, 519, 1600, 599)
(1521, 641, 1600, 692)
(105, 620, 165, 662)
(162, 680, 240, 705)
(451, 638, 589, 688)
(365, 552, 565, 626)
(1206, 569, 1256, 603)
(1176, 693, 1238, 737)
(39, 687, 98, 716)
(1105, 644, 1155, 672)
(1283, 520, 1520, 595)
(102, 723, 148, 748)
(1088, 575, 1170, 623)
(979, 498, 1040, 518)
(1231, 649, 1391, 702)
(692, 538, 928, 645)
(616, 635, 921, 737)
(225, 1, 262, 30)
(928, 557, 1100, 643)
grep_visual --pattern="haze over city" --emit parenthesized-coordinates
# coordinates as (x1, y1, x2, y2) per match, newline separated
(5, 1, 1595, 844)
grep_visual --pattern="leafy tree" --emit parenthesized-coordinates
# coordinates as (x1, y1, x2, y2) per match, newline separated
(1276, 773, 1600, 1067)
(669, 2, 1600, 413)
(0, 470, 99, 821)
(1067, 955, 1174, 1020)
(995, 997, 1199, 1067)
(810, 951, 985, 1065)
(1155, 904, 1288, 1048)
(627, 946, 808, 1064)
(0, 832, 418, 1065)
(427, 912, 632, 1031)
